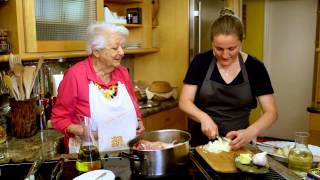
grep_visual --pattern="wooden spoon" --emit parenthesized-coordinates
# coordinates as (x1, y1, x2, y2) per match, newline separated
(3, 75, 18, 100)
(13, 64, 25, 100)
(23, 66, 36, 99)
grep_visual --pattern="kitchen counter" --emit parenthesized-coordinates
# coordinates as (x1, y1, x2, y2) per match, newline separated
(0, 99, 303, 179)
(0, 100, 178, 164)
(140, 99, 178, 117)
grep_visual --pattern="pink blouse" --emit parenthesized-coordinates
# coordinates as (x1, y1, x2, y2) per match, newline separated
(51, 56, 141, 136)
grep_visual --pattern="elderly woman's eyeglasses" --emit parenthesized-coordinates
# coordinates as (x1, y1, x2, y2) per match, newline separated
(96, 45, 125, 54)
(105, 45, 125, 52)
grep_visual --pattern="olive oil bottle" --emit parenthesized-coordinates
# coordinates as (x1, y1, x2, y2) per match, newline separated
(76, 145, 102, 173)
(76, 116, 102, 173)
(288, 132, 313, 177)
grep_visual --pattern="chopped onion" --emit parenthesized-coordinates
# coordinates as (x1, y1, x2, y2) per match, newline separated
(203, 138, 231, 153)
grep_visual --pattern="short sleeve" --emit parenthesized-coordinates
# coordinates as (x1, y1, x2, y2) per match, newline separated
(246, 56, 274, 97)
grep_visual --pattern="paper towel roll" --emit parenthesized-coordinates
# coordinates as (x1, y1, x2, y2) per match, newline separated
(52, 74, 63, 97)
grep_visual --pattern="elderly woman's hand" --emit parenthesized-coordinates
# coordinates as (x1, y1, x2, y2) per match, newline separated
(67, 124, 85, 137)
(136, 120, 145, 135)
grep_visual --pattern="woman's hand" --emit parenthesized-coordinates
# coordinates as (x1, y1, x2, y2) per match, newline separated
(67, 124, 85, 137)
(200, 117, 219, 140)
(136, 121, 145, 135)
(226, 128, 256, 150)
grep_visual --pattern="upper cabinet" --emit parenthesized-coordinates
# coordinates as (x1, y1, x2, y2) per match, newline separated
(104, 0, 157, 51)
(23, 0, 103, 52)
(0, 0, 158, 61)
(0, 0, 103, 54)
(0, 0, 103, 61)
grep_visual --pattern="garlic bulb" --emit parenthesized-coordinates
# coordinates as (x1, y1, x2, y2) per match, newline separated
(252, 151, 268, 166)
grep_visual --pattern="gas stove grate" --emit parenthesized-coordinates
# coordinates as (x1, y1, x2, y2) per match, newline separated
(265, 168, 286, 180)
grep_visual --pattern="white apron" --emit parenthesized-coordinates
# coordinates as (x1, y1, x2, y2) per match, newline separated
(68, 81, 138, 153)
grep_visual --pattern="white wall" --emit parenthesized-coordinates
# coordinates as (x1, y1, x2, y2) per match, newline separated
(263, 0, 317, 140)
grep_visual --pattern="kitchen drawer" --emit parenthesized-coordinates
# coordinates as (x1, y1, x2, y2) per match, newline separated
(142, 107, 187, 132)
(309, 113, 320, 146)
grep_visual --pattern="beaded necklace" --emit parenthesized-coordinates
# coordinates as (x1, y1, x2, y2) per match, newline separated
(94, 82, 118, 99)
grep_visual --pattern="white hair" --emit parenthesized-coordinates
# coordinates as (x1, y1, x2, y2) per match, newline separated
(86, 22, 129, 55)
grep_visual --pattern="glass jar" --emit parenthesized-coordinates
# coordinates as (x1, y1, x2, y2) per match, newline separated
(75, 116, 102, 173)
(288, 132, 313, 177)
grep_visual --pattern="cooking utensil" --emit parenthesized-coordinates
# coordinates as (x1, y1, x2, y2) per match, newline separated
(8, 53, 22, 69)
(23, 66, 36, 99)
(195, 145, 251, 173)
(30, 57, 44, 95)
(120, 129, 191, 177)
(13, 64, 25, 100)
(11, 76, 20, 100)
(25, 159, 42, 180)
(50, 158, 64, 180)
(3, 75, 18, 100)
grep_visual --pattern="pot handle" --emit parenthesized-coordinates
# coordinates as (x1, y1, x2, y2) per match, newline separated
(119, 152, 142, 161)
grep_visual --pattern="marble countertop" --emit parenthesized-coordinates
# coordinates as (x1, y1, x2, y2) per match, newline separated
(140, 100, 178, 117)
(0, 100, 178, 164)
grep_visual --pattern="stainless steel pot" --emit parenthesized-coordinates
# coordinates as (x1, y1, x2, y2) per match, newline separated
(120, 129, 191, 177)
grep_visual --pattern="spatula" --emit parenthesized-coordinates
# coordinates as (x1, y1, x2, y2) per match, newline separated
(11, 76, 21, 100)
(23, 66, 36, 99)
(13, 64, 25, 100)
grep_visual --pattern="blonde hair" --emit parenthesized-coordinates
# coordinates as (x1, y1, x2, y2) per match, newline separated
(86, 22, 129, 55)
(210, 8, 243, 42)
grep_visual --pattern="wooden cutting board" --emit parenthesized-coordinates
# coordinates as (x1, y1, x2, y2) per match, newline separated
(195, 145, 251, 173)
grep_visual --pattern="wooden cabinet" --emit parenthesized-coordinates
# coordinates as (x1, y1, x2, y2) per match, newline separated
(309, 113, 320, 146)
(142, 107, 187, 132)
(0, 0, 103, 53)
(104, 0, 157, 51)
(312, 1, 320, 104)
(0, 0, 158, 61)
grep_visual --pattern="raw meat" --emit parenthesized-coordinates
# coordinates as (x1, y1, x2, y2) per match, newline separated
(133, 140, 175, 150)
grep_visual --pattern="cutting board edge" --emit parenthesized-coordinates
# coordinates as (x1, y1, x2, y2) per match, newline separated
(195, 145, 251, 173)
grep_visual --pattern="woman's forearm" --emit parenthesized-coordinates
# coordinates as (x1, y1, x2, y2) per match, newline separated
(179, 98, 211, 124)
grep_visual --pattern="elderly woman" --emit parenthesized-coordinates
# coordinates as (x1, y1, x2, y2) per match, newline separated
(51, 22, 145, 153)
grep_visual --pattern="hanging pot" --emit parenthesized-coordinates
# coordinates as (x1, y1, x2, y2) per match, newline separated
(120, 129, 191, 177)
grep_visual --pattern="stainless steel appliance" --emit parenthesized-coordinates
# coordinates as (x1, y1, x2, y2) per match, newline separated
(189, 0, 224, 62)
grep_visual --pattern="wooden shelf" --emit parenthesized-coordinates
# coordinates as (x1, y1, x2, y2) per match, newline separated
(0, 48, 159, 62)
(105, 0, 142, 4)
(114, 23, 143, 28)
(124, 47, 159, 54)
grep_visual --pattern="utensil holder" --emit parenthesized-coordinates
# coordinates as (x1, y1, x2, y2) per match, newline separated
(9, 98, 37, 138)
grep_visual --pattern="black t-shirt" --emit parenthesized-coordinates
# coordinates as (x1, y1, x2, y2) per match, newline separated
(183, 50, 274, 108)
